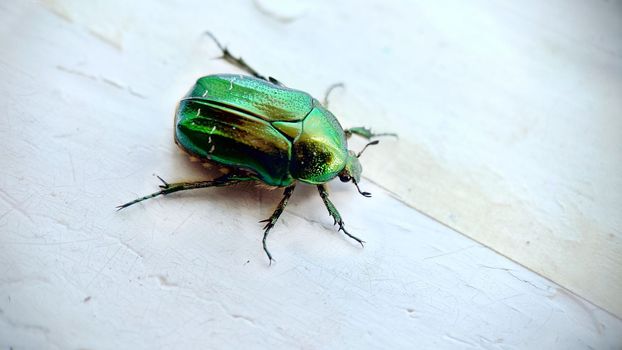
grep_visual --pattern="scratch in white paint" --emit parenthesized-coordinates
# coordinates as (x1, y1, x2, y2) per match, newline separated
(553, 287, 606, 335)
(86, 245, 121, 288)
(253, 0, 309, 22)
(148, 274, 178, 288)
(87, 28, 123, 51)
(0, 312, 51, 336)
(101, 77, 125, 89)
(423, 245, 477, 260)
(56, 65, 97, 81)
(117, 239, 143, 258)
(67, 150, 76, 183)
(506, 270, 550, 293)
(57, 66, 144, 99)
(444, 333, 476, 347)
(0, 189, 34, 224)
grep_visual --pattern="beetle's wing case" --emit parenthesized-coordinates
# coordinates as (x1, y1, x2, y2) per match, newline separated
(175, 74, 316, 187)
(175, 74, 348, 187)
(187, 74, 314, 122)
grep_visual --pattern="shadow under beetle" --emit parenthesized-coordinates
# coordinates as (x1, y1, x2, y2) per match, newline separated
(118, 32, 395, 264)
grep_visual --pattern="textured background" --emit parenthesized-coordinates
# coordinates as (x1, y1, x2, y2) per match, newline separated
(1, 0, 621, 348)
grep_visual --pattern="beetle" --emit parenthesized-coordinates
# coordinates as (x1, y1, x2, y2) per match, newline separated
(118, 33, 395, 263)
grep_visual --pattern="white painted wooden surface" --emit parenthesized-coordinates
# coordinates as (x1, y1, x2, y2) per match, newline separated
(1, 1, 621, 349)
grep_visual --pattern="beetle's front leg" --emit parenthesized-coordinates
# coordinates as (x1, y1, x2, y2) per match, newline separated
(259, 184, 296, 264)
(344, 127, 397, 140)
(117, 174, 253, 210)
(317, 184, 365, 247)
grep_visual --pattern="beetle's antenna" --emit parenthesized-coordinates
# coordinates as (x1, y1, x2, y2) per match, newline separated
(353, 179, 372, 197)
(357, 140, 380, 158)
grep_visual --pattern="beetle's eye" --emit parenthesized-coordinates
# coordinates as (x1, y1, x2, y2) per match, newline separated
(339, 175, 351, 183)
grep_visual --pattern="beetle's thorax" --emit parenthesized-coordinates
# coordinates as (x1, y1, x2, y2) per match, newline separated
(289, 101, 349, 185)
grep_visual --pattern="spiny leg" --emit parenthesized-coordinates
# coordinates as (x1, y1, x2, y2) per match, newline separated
(259, 184, 296, 264)
(317, 184, 365, 246)
(117, 174, 253, 210)
(323, 82, 344, 108)
(344, 126, 397, 140)
(204, 31, 267, 81)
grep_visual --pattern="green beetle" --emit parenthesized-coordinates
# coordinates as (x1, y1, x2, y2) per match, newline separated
(119, 33, 394, 263)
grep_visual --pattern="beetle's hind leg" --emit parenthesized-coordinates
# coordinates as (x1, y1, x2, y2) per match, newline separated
(205, 31, 269, 81)
(117, 174, 253, 210)
(317, 184, 365, 247)
(259, 184, 296, 264)
(344, 127, 397, 140)
(323, 82, 344, 108)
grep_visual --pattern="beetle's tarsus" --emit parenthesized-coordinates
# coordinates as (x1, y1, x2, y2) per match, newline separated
(117, 174, 253, 211)
(317, 184, 366, 247)
(116, 203, 131, 211)
(204, 31, 225, 51)
(339, 226, 365, 247)
(345, 127, 397, 140)
(204, 31, 268, 81)
(353, 180, 372, 198)
(156, 175, 170, 189)
(263, 227, 275, 265)
(260, 184, 296, 265)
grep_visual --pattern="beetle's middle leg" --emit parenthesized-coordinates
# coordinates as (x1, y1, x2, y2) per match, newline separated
(117, 174, 253, 210)
(259, 184, 296, 264)
(205, 31, 268, 81)
(317, 184, 365, 247)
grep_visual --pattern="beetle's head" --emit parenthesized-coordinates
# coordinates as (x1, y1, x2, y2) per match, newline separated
(338, 140, 379, 198)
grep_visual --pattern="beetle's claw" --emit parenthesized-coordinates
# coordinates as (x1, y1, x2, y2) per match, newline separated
(338, 226, 365, 247)
(373, 132, 399, 139)
(353, 180, 372, 197)
(260, 218, 275, 231)
(262, 227, 276, 266)
(204, 31, 226, 51)
(259, 218, 271, 230)
(156, 175, 170, 189)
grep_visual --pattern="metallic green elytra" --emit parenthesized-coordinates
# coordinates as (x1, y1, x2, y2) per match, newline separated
(118, 32, 395, 264)
(176, 74, 350, 187)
